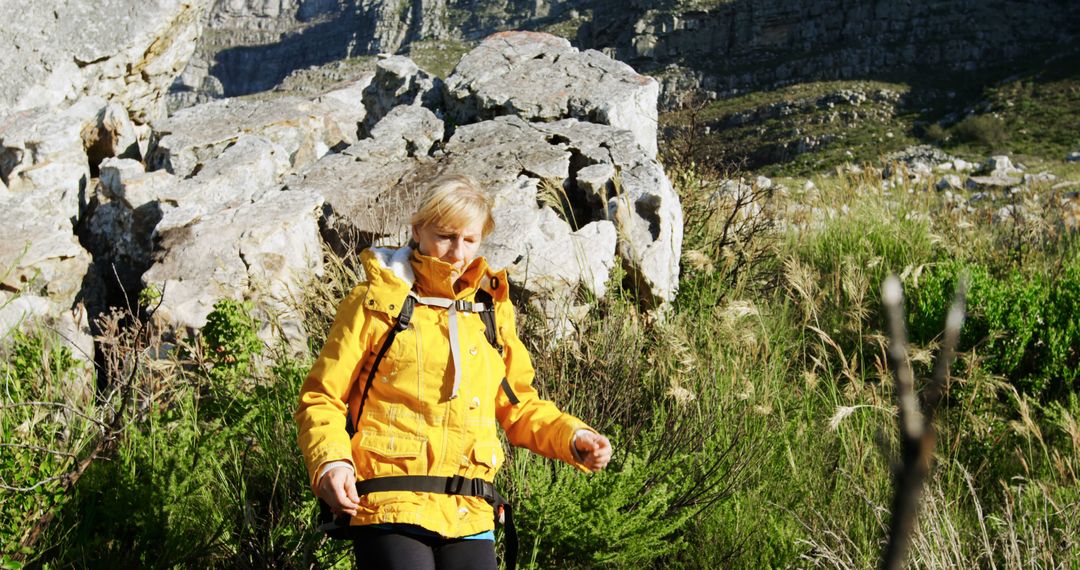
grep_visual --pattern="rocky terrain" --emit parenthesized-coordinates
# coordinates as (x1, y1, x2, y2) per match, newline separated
(0, 2, 681, 379)
(1, 0, 1076, 390)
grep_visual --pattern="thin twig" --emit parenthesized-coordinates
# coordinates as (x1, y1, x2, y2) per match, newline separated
(0, 442, 78, 458)
(0, 474, 67, 492)
(879, 274, 967, 570)
(0, 401, 110, 429)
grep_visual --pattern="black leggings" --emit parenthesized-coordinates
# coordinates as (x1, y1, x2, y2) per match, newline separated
(353, 526, 498, 570)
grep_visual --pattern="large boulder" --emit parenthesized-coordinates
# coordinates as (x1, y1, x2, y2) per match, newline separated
(140, 189, 325, 339)
(0, 193, 93, 308)
(316, 73, 376, 145)
(0, 97, 140, 222)
(0, 0, 206, 124)
(146, 96, 350, 177)
(445, 116, 681, 306)
(444, 31, 660, 159)
(290, 108, 681, 307)
(86, 135, 290, 298)
(360, 56, 443, 136)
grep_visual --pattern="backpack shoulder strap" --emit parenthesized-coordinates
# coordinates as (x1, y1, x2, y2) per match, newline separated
(474, 288, 503, 355)
(346, 294, 416, 434)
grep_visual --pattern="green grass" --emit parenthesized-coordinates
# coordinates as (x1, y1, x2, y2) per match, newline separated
(660, 80, 924, 176)
(937, 50, 1080, 162)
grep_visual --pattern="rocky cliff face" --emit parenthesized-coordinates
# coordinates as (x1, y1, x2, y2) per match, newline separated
(580, 0, 1080, 106)
(173, 0, 1079, 110)
(170, 0, 587, 104)
(2, 17, 680, 376)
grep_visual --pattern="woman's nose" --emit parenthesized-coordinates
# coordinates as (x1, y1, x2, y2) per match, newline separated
(448, 238, 465, 259)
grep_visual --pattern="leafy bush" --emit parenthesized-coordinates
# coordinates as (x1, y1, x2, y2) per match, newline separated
(200, 299, 263, 384)
(909, 258, 1080, 399)
(0, 328, 90, 565)
(951, 113, 1010, 150)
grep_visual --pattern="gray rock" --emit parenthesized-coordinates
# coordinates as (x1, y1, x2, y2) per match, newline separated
(993, 204, 1023, 224)
(141, 189, 324, 336)
(981, 155, 1023, 177)
(0, 97, 133, 221)
(316, 73, 376, 145)
(444, 31, 660, 158)
(87, 135, 290, 295)
(0, 193, 92, 309)
(1023, 172, 1057, 186)
(290, 114, 606, 303)
(936, 174, 963, 192)
(292, 112, 680, 308)
(0, 0, 205, 124)
(147, 96, 348, 177)
(360, 56, 443, 136)
(366, 105, 445, 159)
(953, 158, 974, 172)
(966, 175, 1021, 191)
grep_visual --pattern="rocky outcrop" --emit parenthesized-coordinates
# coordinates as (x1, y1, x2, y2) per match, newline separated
(140, 189, 324, 338)
(171, 0, 583, 104)
(287, 32, 680, 310)
(1, 0, 206, 124)
(444, 32, 660, 158)
(3, 29, 680, 355)
(146, 95, 349, 177)
(1, 97, 144, 223)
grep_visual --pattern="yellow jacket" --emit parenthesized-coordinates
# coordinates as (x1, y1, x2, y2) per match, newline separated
(296, 246, 594, 538)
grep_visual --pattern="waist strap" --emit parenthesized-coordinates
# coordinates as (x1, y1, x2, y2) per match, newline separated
(354, 475, 517, 570)
(355, 475, 499, 502)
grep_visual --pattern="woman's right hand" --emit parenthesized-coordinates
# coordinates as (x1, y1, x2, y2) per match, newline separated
(317, 465, 360, 516)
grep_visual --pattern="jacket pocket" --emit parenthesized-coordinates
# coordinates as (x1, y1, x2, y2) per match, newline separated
(355, 432, 428, 477)
(470, 440, 505, 478)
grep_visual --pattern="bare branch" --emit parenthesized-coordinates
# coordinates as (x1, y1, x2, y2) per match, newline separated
(0, 401, 110, 429)
(0, 474, 67, 492)
(879, 274, 968, 570)
(0, 442, 78, 458)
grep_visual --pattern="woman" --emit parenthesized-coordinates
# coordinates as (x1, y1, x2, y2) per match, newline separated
(296, 174, 612, 569)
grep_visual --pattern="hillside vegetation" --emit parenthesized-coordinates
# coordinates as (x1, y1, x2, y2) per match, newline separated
(660, 49, 1080, 177)
(3, 49, 1079, 570)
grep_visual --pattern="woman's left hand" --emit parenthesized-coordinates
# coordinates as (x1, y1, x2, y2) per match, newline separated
(574, 431, 612, 471)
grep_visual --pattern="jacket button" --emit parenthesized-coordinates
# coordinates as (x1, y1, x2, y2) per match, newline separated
(470, 397, 480, 409)
(461, 454, 469, 465)
(469, 346, 478, 355)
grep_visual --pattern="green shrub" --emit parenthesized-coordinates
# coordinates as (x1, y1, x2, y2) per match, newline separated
(909, 258, 1080, 399)
(200, 299, 263, 384)
(508, 439, 694, 569)
(0, 328, 89, 563)
(951, 113, 1010, 150)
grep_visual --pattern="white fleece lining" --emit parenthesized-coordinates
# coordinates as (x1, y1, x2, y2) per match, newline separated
(371, 245, 416, 287)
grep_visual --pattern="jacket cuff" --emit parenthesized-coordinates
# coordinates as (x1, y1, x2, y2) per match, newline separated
(567, 427, 598, 472)
(315, 460, 355, 488)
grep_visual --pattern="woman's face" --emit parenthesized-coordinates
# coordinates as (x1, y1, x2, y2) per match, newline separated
(412, 219, 485, 276)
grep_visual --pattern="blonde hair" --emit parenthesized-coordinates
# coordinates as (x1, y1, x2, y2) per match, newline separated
(410, 174, 495, 237)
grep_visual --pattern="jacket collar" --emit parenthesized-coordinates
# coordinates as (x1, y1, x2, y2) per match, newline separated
(361, 246, 506, 317)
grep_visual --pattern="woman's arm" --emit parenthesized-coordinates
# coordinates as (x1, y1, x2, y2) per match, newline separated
(493, 302, 610, 472)
(295, 284, 373, 490)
